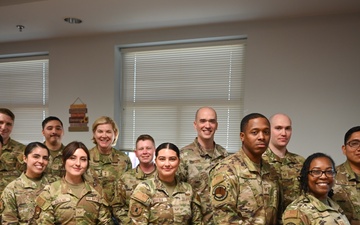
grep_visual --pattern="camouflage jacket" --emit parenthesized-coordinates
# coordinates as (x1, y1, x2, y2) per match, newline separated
(332, 160, 360, 225)
(210, 148, 280, 225)
(34, 177, 113, 225)
(44, 143, 65, 183)
(0, 138, 25, 197)
(129, 174, 202, 225)
(113, 164, 157, 224)
(88, 146, 132, 204)
(0, 172, 49, 225)
(282, 194, 350, 225)
(262, 148, 304, 210)
(178, 138, 228, 225)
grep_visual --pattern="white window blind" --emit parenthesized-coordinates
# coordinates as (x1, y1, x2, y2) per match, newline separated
(120, 39, 246, 154)
(0, 56, 49, 144)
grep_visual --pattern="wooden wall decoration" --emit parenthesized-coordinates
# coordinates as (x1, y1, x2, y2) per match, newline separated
(68, 97, 89, 132)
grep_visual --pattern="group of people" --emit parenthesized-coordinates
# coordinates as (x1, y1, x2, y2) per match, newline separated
(0, 107, 359, 224)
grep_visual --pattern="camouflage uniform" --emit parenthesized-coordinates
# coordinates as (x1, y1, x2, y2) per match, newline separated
(0, 138, 25, 197)
(209, 148, 280, 224)
(262, 148, 304, 210)
(332, 160, 360, 225)
(88, 146, 132, 205)
(0, 172, 49, 224)
(34, 177, 113, 225)
(282, 194, 350, 225)
(113, 165, 157, 224)
(44, 143, 65, 183)
(178, 137, 228, 225)
(129, 174, 202, 224)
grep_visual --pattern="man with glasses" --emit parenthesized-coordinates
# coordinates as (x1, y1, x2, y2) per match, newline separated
(333, 126, 360, 224)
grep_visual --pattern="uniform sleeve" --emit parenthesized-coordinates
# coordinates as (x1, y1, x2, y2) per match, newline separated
(97, 193, 114, 225)
(282, 209, 307, 225)
(112, 178, 130, 224)
(128, 183, 151, 225)
(34, 186, 56, 225)
(191, 192, 203, 225)
(177, 152, 188, 182)
(1, 185, 19, 224)
(210, 166, 250, 225)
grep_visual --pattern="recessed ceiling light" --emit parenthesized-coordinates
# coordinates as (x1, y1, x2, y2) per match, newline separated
(16, 25, 25, 32)
(64, 17, 82, 24)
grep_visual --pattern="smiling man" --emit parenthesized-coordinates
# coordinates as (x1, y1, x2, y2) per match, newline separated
(262, 113, 305, 211)
(210, 112, 280, 224)
(178, 106, 228, 225)
(42, 116, 65, 182)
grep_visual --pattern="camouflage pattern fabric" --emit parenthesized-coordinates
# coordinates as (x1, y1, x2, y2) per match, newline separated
(88, 146, 132, 204)
(282, 194, 350, 225)
(332, 160, 360, 225)
(44, 144, 65, 183)
(129, 175, 202, 224)
(33, 177, 113, 225)
(0, 172, 49, 224)
(113, 165, 157, 224)
(262, 148, 304, 210)
(178, 138, 228, 225)
(0, 138, 25, 197)
(209, 148, 280, 225)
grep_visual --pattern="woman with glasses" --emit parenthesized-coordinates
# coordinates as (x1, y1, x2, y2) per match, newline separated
(282, 152, 350, 224)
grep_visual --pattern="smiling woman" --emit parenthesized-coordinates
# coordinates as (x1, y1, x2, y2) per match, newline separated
(282, 152, 350, 225)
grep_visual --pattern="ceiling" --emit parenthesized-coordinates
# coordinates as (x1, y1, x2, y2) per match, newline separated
(1, 0, 360, 44)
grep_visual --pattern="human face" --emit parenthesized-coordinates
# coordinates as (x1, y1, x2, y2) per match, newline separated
(65, 148, 88, 179)
(342, 131, 360, 166)
(94, 123, 115, 151)
(194, 108, 218, 142)
(0, 113, 14, 143)
(155, 148, 179, 182)
(270, 114, 292, 149)
(240, 117, 270, 163)
(135, 140, 155, 165)
(24, 147, 49, 179)
(308, 157, 335, 200)
(42, 120, 64, 146)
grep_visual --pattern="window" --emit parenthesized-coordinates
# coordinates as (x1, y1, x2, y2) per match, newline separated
(0, 55, 49, 144)
(119, 39, 246, 165)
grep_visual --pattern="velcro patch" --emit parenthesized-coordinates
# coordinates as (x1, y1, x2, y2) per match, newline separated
(133, 191, 149, 204)
(284, 210, 298, 218)
(130, 203, 143, 217)
(33, 206, 42, 219)
(212, 185, 228, 201)
(211, 174, 225, 186)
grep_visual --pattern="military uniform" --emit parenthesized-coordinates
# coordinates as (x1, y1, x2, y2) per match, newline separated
(34, 177, 113, 225)
(282, 194, 350, 225)
(210, 148, 280, 224)
(332, 160, 360, 225)
(129, 175, 202, 224)
(44, 143, 65, 183)
(178, 137, 228, 225)
(113, 165, 157, 224)
(88, 146, 132, 204)
(0, 172, 49, 224)
(0, 138, 25, 197)
(262, 148, 304, 210)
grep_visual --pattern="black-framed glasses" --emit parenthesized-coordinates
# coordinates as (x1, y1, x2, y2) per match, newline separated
(308, 170, 336, 178)
(346, 140, 360, 149)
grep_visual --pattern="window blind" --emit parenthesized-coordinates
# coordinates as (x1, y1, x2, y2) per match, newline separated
(120, 39, 246, 154)
(0, 56, 49, 144)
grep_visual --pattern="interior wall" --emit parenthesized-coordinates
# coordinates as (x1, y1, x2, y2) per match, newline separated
(0, 13, 359, 165)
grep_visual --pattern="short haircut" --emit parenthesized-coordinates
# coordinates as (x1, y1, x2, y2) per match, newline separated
(24, 142, 50, 157)
(344, 126, 360, 145)
(91, 116, 119, 145)
(240, 113, 268, 132)
(155, 142, 180, 158)
(42, 116, 63, 129)
(0, 108, 15, 121)
(299, 152, 335, 196)
(136, 134, 155, 148)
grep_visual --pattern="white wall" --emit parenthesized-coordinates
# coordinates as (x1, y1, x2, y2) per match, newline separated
(1, 13, 359, 165)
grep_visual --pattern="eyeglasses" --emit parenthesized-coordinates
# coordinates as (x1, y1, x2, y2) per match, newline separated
(346, 140, 360, 149)
(308, 170, 336, 178)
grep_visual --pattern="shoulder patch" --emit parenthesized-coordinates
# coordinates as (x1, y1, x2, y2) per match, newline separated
(130, 203, 143, 217)
(132, 191, 149, 204)
(212, 185, 228, 201)
(36, 196, 46, 207)
(284, 210, 298, 218)
(211, 174, 225, 186)
(33, 206, 42, 219)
